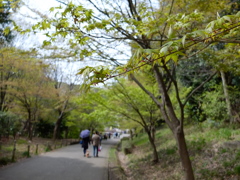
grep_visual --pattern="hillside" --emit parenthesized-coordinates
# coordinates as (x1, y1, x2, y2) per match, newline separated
(114, 123, 240, 180)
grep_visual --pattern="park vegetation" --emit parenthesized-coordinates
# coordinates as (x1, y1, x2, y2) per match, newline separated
(0, 0, 240, 179)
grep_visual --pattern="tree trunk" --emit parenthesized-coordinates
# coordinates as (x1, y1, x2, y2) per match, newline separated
(220, 71, 233, 123)
(25, 110, 33, 141)
(174, 126, 194, 180)
(153, 65, 195, 179)
(65, 127, 68, 139)
(146, 129, 159, 163)
(28, 120, 33, 141)
(53, 100, 68, 140)
(131, 67, 195, 179)
(130, 129, 133, 140)
(53, 118, 61, 140)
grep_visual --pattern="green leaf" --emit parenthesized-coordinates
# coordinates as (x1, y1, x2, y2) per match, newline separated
(165, 55, 171, 62)
(49, 7, 55, 12)
(182, 35, 186, 47)
(171, 54, 178, 63)
(41, 20, 51, 30)
(43, 40, 51, 47)
(193, 30, 207, 38)
(160, 46, 168, 54)
(167, 25, 172, 38)
(3, 27, 10, 35)
(222, 15, 231, 23)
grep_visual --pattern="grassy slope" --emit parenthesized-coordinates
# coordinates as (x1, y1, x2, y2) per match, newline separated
(120, 123, 240, 180)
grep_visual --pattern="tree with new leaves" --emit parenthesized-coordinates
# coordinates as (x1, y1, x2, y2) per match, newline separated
(11, 0, 240, 179)
(7, 52, 55, 140)
(98, 78, 161, 162)
(67, 89, 107, 134)
(51, 65, 79, 140)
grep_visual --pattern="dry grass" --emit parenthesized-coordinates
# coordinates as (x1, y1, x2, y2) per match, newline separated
(117, 125, 240, 180)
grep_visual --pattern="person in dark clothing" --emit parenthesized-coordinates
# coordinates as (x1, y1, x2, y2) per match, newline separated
(82, 136, 91, 157)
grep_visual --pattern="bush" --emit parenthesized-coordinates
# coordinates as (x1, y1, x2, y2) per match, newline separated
(234, 165, 240, 175)
(0, 157, 11, 165)
(0, 111, 22, 138)
(200, 86, 228, 122)
(218, 128, 232, 140)
(188, 137, 206, 151)
(45, 144, 52, 152)
(166, 148, 176, 155)
(22, 151, 30, 158)
(122, 140, 133, 155)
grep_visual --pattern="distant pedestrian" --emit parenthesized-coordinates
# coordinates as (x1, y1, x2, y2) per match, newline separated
(92, 131, 100, 157)
(99, 133, 103, 146)
(82, 136, 91, 157)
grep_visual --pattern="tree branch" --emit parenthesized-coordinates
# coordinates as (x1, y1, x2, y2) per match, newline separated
(55, 0, 68, 6)
(183, 71, 217, 106)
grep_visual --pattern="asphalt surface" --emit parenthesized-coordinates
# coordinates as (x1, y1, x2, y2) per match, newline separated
(0, 138, 120, 180)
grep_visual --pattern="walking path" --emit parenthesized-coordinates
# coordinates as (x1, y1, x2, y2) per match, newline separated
(0, 138, 120, 180)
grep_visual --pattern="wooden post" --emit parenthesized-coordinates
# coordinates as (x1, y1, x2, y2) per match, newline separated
(35, 144, 38, 155)
(46, 141, 52, 151)
(27, 145, 30, 157)
(11, 140, 16, 162)
(61, 140, 63, 147)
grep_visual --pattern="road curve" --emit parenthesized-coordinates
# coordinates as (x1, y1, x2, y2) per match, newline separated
(0, 138, 120, 180)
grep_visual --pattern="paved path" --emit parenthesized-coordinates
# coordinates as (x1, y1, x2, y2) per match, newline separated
(0, 138, 120, 180)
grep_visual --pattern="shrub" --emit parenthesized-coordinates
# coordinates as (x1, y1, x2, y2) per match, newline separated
(166, 148, 176, 155)
(218, 128, 232, 140)
(234, 165, 240, 175)
(0, 157, 11, 165)
(45, 145, 52, 152)
(122, 140, 133, 155)
(22, 151, 30, 158)
(188, 137, 206, 151)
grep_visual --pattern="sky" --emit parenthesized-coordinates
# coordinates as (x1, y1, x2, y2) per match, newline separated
(12, 0, 133, 85)
(12, 0, 97, 84)
(25, 0, 61, 12)
(13, 0, 61, 48)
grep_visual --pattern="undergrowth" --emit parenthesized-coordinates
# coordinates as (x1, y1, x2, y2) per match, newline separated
(122, 124, 240, 180)
(0, 137, 73, 167)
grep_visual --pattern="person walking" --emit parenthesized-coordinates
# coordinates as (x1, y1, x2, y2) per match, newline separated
(92, 131, 100, 157)
(99, 132, 103, 146)
(80, 129, 91, 157)
(82, 136, 91, 157)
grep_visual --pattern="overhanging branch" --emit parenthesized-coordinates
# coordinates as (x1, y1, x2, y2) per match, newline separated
(183, 71, 217, 106)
